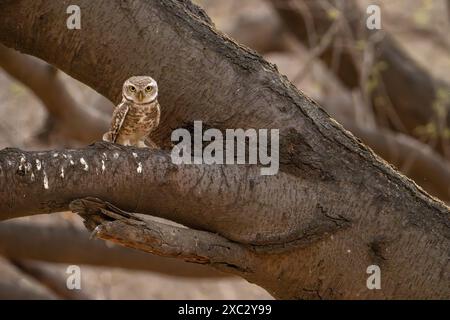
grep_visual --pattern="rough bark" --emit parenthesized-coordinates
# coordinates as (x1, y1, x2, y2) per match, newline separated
(0, 220, 222, 278)
(0, 0, 448, 299)
(270, 0, 450, 152)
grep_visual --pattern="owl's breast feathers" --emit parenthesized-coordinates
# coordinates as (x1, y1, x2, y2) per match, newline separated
(111, 99, 160, 142)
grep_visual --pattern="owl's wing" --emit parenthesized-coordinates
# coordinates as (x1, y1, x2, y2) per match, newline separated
(110, 100, 131, 143)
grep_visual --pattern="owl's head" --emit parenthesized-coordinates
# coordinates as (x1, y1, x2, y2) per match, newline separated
(122, 76, 158, 104)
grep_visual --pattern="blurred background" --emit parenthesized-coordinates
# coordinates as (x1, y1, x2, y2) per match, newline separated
(0, 0, 449, 299)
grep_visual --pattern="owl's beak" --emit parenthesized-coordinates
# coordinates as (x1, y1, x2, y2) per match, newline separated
(138, 91, 144, 102)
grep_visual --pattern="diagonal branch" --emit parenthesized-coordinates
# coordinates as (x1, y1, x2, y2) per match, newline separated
(0, 44, 108, 143)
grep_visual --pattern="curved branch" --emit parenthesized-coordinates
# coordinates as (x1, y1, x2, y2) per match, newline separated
(0, 44, 108, 143)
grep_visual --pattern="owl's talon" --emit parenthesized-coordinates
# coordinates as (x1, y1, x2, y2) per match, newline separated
(102, 132, 112, 142)
(137, 140, 149, 148)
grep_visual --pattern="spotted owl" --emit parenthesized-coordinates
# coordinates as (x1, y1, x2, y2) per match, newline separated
(103, 76, 161, 148)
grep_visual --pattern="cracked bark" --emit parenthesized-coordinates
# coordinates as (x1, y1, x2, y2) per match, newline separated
(0, 220, 223, 278)
(0, 0, 448, 299)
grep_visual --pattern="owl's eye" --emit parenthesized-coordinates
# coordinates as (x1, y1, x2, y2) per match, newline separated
(129, 85, 136, 92)
(145, 85, 152, 92)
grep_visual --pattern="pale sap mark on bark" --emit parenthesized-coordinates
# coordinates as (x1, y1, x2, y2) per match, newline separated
(31, 172, 35, 181)
(132, 152, 138, 158)
(80, 158, 89, 171)
(70, 160, 75, 165)
(53, 152, 59, 158)
(101, 160, 106, 172)
(19, 155, 32, 174)
(60, 167, 65, 178)
(62, 154, 68, 159)
(7, 160, 12, 166)
(102, 152, 108, 160)
(43, 170, 49, 189)
(137, 162, 143, 173)
(19, 155, 26, 170)
(35, 159, 42, 171)
(113, 152, 119, 159)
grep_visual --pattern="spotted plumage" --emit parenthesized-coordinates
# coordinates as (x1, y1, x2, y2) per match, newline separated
(103, 76, 161, 148)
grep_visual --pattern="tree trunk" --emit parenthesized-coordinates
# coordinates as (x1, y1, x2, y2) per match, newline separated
(0, 0, 448, 299)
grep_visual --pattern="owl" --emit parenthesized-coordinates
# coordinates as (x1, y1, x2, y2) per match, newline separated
(103, 76, 161, 148)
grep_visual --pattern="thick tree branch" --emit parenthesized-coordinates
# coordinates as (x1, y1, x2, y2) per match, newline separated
(0, 220, 222, 278)
(1, 143, 449, 298)
(0, 142, 345, 247)
(71, 197, 255, 276)
(0, 0, 448, 299)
